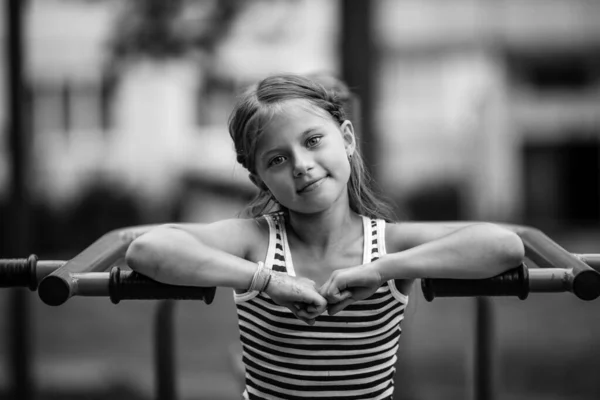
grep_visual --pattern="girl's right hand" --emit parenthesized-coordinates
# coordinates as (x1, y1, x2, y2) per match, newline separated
(264, 271, 327, 325)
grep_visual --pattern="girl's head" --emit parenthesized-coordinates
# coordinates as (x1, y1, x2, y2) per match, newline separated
(228, 73, 395, 221)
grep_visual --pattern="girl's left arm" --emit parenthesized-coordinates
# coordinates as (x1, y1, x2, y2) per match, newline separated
(377, 222, 525, 281)
(319, 222, 524, 314)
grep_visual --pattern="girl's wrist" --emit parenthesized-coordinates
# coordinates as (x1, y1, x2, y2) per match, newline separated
(248, 262, 271, 292)
(364, 259, 386, 286)
(374, 253, 411, 282)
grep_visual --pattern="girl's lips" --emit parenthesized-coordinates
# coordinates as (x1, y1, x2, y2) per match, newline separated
(298, 177, 326, 194)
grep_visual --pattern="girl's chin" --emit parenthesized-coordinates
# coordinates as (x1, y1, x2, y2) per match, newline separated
(291, 198, 347, 215)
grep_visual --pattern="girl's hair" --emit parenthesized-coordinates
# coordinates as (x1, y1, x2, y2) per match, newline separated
(228, 73, 396, 221)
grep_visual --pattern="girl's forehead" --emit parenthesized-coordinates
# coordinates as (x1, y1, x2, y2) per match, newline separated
(273, 98, 329, 120)
(261, 99, 331, 131)
(254, 99, 335, 150)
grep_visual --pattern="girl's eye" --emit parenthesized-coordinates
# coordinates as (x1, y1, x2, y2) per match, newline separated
(306, 136, 322, 148)
(268, 156, 286, 167)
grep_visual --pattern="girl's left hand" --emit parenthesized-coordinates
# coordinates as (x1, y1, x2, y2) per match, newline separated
(318, 264, 382, 315)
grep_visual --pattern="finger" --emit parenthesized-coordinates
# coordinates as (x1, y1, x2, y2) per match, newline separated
(297, 305, 322, 320)
(280, 301, 315, 325)
(337, 290, 352, 303)
(306, 301, 327, 315)
(327, 297, 354, 316)
(299, 291, 328, 314)
(320, 276, 347, 300)
(323, 287, 352, 305)
(295, 312, 316, 326)
(318, 279, 333, 297)
(306, 304, 321, 313)
(313, 295, 328, 313)
(280, 301, 302, 317)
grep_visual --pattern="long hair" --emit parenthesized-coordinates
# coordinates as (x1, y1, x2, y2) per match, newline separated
(228, 73, 396, 221)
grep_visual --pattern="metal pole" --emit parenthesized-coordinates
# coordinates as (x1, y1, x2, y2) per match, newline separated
(473, 297, 494, 400)
(4, 0, 33, 399)
(155, 300, 177, 400)
(340, 0, 376, 174)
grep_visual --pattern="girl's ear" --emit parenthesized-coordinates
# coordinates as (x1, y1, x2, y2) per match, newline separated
(249, 174, 268, 191)
(340, 120, 356, 157)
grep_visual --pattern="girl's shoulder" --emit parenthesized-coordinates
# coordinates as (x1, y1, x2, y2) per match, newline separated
(215, 215, 270, 244)
(385, 220, 475, 253)
(175, 216, 270, 261)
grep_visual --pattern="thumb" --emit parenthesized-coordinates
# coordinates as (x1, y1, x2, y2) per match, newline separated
(332, 289, 352, 304)
(328, 296, 354, 316)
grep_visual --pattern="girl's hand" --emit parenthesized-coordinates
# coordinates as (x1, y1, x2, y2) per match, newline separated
(318, 264, 383, 315)
(265, 271, 328, 325)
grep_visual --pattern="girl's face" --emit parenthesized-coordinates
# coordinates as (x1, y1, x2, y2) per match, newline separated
(252, 99, 355, 215)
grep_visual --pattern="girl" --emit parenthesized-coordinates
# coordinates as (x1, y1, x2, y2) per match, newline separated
(125, 74, 524, 399)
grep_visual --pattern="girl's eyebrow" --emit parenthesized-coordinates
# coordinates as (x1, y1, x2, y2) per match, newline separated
(301, 127, 320, 137)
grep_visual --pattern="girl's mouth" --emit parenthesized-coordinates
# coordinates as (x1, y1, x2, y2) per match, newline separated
(298, 177, 326, 194)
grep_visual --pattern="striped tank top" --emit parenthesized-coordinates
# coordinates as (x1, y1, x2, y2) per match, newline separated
(234, 212, 409, 399)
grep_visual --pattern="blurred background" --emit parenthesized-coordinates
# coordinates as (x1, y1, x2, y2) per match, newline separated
(1, 0, 599, 399)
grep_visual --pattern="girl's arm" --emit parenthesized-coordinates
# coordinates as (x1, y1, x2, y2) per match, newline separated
(378, 222, 525, 280)
(126, 219, 327, 324)
(319, 222, 524, 314)
(125, 219, 262, 290)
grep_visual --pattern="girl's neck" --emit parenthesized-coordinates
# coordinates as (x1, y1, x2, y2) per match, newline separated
(285, 207, 362, 250)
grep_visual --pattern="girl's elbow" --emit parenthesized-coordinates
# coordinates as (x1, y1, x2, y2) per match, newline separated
(498, 229, 525, 267)
(125, 236, 159, 278)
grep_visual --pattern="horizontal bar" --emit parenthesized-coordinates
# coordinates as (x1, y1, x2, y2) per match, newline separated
(528, 268, 571, 293)
(71, 272, 109, 296)
(38, 226, 155, 305)
(3, 223, 599, 303)
(501, 224, 600, 300)
(63, 268, 216, 304)
(37, 261, 66, 282)
(422, 264, 529, 301)
(575, 254, 600, 272)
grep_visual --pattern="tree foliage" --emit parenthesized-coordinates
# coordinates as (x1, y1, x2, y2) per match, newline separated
(109, 0, 244, 61)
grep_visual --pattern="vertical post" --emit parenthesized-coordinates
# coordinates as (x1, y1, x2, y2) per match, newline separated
(4, 0, 33, 399)
(155, 300, 177, 400)
(340, 0, 376, 175)
(473, 297, 494, 400)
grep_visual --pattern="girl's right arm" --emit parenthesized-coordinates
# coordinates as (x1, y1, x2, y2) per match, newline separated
(125, 219, 262, 290)
(125, 219, 327, 324)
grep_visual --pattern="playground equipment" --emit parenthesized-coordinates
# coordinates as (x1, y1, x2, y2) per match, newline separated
(1, 223, 599, 400)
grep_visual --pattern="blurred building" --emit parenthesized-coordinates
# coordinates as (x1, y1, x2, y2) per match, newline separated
(375, 0, 600, 230)
(0, 0, 339, 226)
(1, 1, 600, 400)
(1, 0, 599, 227)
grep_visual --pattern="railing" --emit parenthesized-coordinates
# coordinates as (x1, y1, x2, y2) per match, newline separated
(422, 224, 600, 302)
(1, 226, 215, 400)
(1, 224, 599, 400)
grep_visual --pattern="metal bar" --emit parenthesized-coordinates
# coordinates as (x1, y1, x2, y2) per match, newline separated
(341, 0, 374, 170)
(36, 261, 66, 281)
(512, 227, 600, 300)
(155, 300, 177, 400)
(71, 273, 110, 296)
(5, 1, 33, 399)
(528, 268, 571, 293)
(3, 258, 596, 300)
(37, 226, 154, 305)
(575, 254, 600, 272)
(473, 297, 494, 400)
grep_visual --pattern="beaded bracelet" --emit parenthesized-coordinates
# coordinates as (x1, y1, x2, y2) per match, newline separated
(248, 261, 271, 293)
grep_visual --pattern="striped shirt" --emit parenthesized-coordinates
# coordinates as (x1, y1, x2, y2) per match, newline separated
(234, 212, 409, 399)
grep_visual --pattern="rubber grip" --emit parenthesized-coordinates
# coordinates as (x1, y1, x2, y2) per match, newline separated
(421, 264, 529, 302)
(109, 267, 216, 304)
(0, 255, 38, 290)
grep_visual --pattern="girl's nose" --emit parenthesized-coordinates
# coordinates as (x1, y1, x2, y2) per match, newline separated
(292, 152, 313, 177)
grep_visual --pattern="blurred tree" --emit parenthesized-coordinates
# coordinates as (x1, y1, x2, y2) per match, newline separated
(108, 0, 244, 61)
